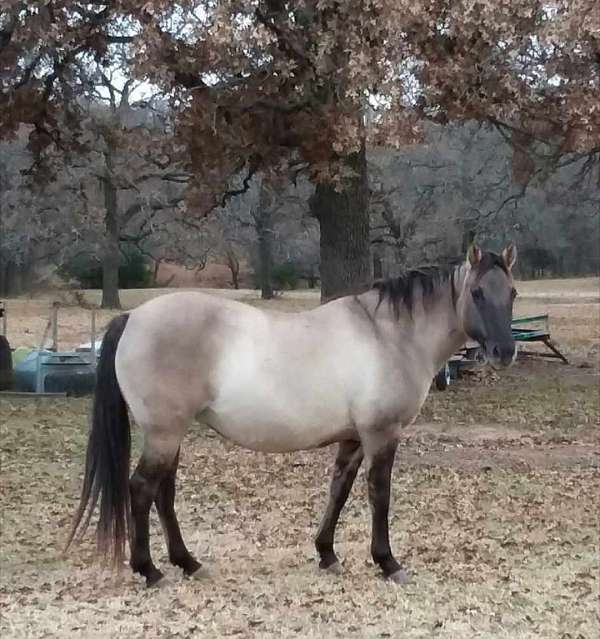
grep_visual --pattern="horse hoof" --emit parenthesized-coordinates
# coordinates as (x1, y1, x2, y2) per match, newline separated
(187, 564, 210, 580)
(387, 569, 411, 585)
(322, 561, 342, 575)
(146, 569, 166, 588)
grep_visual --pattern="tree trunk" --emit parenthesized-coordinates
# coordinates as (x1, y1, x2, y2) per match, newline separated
(0, 256, 7, 297)
(20, 249, 33, 294)
(306, 271, 318, 288)
(255, 208, 274, 300)
(226, 251, 240, 289)
(4, 260, 22, 297)
(310, 144, 371, 302)
(152, 259, 161, 286)
(101, 167, 121, 309)
(373, 253, 383, 280)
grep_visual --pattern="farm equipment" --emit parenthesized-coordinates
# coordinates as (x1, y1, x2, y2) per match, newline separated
(434, 341, 483, 390)
(13, 349, 96, 395)
(511, 314, 568, 363)
(435, 313, 568, 390)
(0, 301, 99, 397)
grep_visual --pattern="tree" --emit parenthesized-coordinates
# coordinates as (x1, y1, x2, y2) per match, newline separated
(253, 181, 276, 299)
(0, 130, 90, 296)
(369, 121, 600, 277)
(208, 173, 310, 298)
(0, 89, 205, 303)
(3, 2, 599, 299)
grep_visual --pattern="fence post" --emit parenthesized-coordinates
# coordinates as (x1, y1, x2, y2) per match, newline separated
(90, 309, 97, 365)
(51, 302, 59, 352)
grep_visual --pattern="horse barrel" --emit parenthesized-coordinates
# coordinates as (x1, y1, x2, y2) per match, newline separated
(0, 335, 12, 391)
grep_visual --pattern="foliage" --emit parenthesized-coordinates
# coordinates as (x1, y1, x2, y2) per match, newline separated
(368, 123, 600, 278)
(2, 1, 598, 201)
(119, 249, 152, 289)
(60, 254, 102, 289)
(61, 249, 151, 289)
(2, 2, 599, 299)
(272, 260, 300, 291)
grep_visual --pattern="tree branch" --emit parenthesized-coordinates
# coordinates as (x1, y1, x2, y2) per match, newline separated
(219, 161, 260, 208)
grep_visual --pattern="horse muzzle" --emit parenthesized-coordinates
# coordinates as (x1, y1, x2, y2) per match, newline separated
(484, 340, 516, 369)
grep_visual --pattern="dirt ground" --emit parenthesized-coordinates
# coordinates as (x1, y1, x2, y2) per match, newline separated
(1, 278, 599, 638)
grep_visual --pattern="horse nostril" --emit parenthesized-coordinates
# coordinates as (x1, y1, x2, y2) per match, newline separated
(492, 344, 501, 359)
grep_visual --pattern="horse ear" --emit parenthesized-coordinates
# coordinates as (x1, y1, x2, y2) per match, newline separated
(467, 243, 482, 267)
(502, 242, 517, 270)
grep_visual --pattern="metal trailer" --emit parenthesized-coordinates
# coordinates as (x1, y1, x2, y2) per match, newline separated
(434, 314, 568, 391)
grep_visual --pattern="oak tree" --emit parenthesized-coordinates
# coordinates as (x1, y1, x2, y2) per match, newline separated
(2, 1, 598, 298)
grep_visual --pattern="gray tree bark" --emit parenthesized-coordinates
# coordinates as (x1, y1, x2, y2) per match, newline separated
(310, 144, 372, 302)
(255, 207, 274, 300)
(101, 149, 121, 309)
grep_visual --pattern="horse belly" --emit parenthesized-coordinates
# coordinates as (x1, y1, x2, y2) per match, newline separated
(201, 387, 353, 453)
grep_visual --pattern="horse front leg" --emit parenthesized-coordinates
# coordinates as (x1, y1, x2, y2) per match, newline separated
(364, 438, 409, 584)
(315, 440, 363, 572)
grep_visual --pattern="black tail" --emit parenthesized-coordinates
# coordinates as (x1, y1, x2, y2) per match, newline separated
(66, 313, 131, 565)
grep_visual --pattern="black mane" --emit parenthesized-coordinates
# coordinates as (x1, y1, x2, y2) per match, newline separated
(373, 266, 455, 318)
(373, 252, 506, 318)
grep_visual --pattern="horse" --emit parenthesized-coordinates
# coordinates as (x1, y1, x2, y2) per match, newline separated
(67, 243, 518, 587)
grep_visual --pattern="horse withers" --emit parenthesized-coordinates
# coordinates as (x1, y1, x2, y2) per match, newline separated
(67, 243, 518, 586)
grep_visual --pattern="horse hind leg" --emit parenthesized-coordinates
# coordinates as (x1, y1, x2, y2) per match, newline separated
(129, 427, 185, 587)
(315, 440, 363, 572)
(154, 448, 202, 577)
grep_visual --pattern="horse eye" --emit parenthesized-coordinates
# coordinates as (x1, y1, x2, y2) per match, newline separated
(472, 288, 484, 301)
(511, 288, 518, 300)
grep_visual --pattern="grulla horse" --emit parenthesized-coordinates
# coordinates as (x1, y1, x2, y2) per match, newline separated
(67, 243, 518, 587)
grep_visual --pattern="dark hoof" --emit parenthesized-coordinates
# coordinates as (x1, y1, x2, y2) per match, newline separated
(318, 554, 340, 572)
(322, 560, 342, 575)
(386, 568, 411, 585)
(145, 568, 165, 588)
(186, 564, 210, 580)
(173, 555, 203, 577)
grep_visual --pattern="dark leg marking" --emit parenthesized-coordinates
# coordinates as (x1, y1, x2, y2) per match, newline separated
(315, 440, 363, 571)
(155, 449, 201, 577)
(367, 440, 408, 582)
(129, 459, 167, 587)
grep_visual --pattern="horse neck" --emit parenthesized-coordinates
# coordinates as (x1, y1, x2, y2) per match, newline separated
(374, 265, 469, 375)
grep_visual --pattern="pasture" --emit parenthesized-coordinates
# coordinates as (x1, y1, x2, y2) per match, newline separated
(1, 278, 599, 638)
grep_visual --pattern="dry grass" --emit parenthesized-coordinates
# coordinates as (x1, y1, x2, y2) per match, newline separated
(1, 369, 598, 638)
(515, 277, 599, 301)
(2, 277, 599, 360)
(1, 278, 599, 638)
